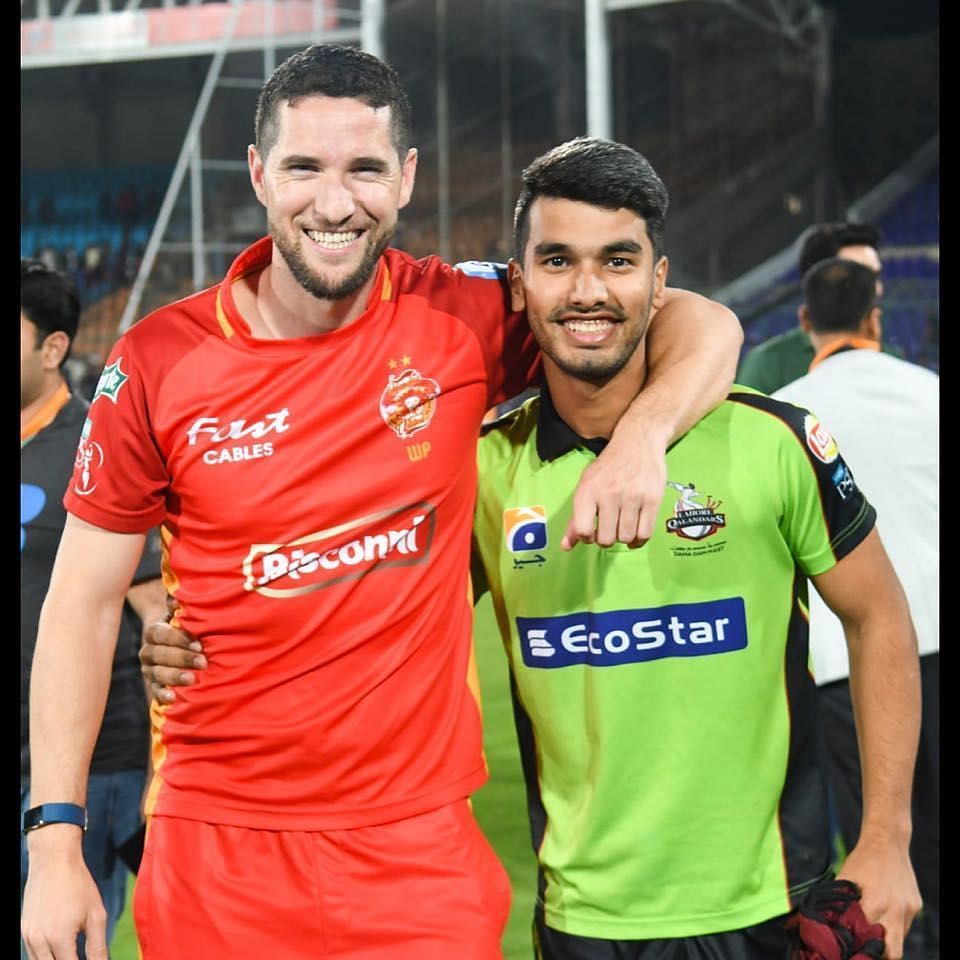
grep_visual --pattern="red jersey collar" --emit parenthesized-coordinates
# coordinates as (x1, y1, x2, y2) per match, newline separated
(214, 237, 393, 344)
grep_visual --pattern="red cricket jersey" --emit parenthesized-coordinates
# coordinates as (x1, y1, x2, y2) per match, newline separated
(64, 238, 537, 830)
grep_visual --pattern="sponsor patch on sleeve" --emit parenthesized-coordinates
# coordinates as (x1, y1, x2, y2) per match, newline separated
(455, 260, 506, 280)
(830, 460, 857, 500)
(803, 414, 839, 464)
(91, 358, 129, 405)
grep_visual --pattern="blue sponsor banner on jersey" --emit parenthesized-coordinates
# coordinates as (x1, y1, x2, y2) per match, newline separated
(517, 597, 747, 668)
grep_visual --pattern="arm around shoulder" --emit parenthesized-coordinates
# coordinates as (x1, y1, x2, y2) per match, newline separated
(564, 289, 741, 550)
(644, 287, 742, 435)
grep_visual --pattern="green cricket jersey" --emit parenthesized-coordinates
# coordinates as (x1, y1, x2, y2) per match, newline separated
(473, 386, 875, 940)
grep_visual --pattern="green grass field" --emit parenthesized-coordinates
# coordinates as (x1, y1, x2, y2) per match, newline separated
(110, 594, 538, 959)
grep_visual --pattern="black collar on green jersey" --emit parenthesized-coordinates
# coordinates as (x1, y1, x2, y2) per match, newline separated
(536, 385, 609, 461)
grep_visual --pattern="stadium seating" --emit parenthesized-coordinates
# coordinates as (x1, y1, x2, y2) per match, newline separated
(21, 163, 940, 375)
(21, 164, 171, 303)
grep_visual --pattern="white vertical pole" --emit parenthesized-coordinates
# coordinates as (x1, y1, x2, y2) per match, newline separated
(499, 0, 513, 258)
(436, 0, 450, 262)
(361, 0, 385, 59)
(119, 0, 244, 332)
(190, 134, 204, 290)
(585, 0, 612, 139)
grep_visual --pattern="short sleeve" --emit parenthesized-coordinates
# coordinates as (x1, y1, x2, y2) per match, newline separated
(773, 402, 876, 577)
(63, 334, 170, 533)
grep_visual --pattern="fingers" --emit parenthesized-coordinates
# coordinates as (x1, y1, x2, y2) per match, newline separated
(139, 641, 206, 671)
(83, 909, 109, 960)
(21, 930, 60, 960)
(836, 852, 921, 960)
(561, 492, 658, 550)
(560, 518, 593, 551)
(878, 903, 921, 960)
(139, 622, 206, 688)
(150, 680, 176, 706)
(23, 938, 73, 960)
(140, 650, 200, 688)
(22, 917, 88, 960)
(616, 493, 659, 548)
(857, 895, 915, 960)
(879, 921, 903, 960)
(612, 477, 665, 547)
(144, 665, 197, 691)
(562, 477, 633, 549)
(140, 621, 206, 703)
(143, 619, 198, 651)
(140, 654, 204, 691)
(562, 514, 648, 550)
(22, 865, 105, 960)
(615, 502, 640, 547)
(565, 445, 668, 550)
(593, 498, 622, 548)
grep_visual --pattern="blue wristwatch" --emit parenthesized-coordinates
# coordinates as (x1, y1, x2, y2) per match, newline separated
(21, 803, 88, 834)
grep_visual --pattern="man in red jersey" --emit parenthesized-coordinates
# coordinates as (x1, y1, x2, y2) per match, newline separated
(22, 44, 742, 960)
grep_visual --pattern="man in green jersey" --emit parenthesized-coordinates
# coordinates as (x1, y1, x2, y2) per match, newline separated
(736, 221, 903, 393)
(470, 139, 920, 959)
(141, 140, 922, 959)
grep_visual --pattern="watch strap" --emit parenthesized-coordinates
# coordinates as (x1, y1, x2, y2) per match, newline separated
(22, 802, 88, 834)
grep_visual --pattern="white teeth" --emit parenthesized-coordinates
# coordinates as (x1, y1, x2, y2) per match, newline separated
(305, 230, 360, 247)
(564, 319, 613, 333)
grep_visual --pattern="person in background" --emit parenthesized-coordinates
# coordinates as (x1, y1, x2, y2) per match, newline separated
(736, 221, 903, 393)
(20, 259, 167, 958)
(774, 257, 938, 960)
(21, 45, 743, 960)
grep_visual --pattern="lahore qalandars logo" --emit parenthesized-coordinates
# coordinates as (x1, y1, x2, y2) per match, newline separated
(665, 481, 726, 541)
(380, 368, 440, 439)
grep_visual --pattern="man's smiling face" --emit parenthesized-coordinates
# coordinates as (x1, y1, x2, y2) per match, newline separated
(510, 196, 667, 384)
(249, 94, 417, 302)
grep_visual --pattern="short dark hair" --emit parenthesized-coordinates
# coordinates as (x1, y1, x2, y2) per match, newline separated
(802, 257, 877, 334)
(513, 137, 669, 261)
(797, 221, 882, 276)
(21, 259, 80, 363)
(255, 43, 413, 159)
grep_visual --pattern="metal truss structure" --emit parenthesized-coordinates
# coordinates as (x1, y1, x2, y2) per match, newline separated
(21, 0, 843, 319)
